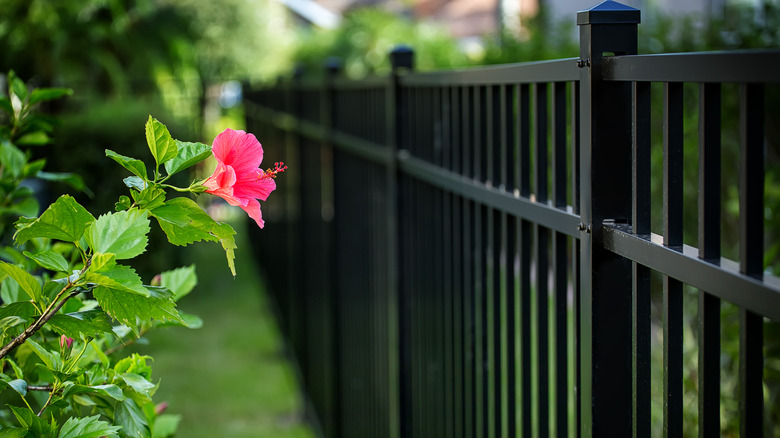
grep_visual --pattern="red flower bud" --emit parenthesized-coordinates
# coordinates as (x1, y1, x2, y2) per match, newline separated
(60, 335, 74, 349)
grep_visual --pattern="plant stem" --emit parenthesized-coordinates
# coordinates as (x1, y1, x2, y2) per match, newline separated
(28, 385, 53, 391)
(37, 385, 56, 417)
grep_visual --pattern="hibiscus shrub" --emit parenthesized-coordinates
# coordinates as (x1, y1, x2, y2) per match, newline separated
(0, 75, 282, 436)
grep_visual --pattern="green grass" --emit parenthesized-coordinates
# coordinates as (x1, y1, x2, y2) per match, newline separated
(131, 219, 314, 438)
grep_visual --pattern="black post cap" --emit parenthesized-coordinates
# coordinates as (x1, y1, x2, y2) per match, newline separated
(577, 0, 641, 25)
(390, 45, 414, 71)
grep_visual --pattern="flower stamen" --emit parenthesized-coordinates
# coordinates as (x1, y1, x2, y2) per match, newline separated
(260, 162, 287, 179)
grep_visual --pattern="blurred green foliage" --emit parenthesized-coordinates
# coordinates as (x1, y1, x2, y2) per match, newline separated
(293, 8, 470, 79)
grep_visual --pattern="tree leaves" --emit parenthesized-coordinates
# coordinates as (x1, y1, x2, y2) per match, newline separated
(0, 263, 41, 302)
(150, 198, 237, 275)
(106, 149, 148, 180)
(159, 265, 197, 302)
(48, 311, 114, 339)
(93, 285, 183, 333)
(58, 415, 121, 438)
(164, 141, 211, 176)
(14, 195, 95, 245)
(145, 116, 177, 171)
(85, 210, 150, 260)
(24, 249, 69, 272)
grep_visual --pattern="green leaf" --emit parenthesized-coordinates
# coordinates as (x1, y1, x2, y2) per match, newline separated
(37, 171, 90, 194)
(1, 378, 27, 396)
(62, 382, 125, 402)
(15, 131, 50, 146)
(152, 414, 180, 438)
(145, 116, 177, 169)
(114, 354, 152, 377)
(159, 265, 197, 301)
(116, 196, 132, 212)
(93, 286, 183, 333)
(25, 339, 62, 371)
(151, 198, 237, 274)
(119, 373, 155, 397)
(115, 398, 150, 438)
(0, 263, 41, 302)
(24, 250, 69, 273)
(58, 415, 121, 438)
(158, 311, 202, 329)
(0, 278, 21, 304)
(164, 141, 211, 176)
(85, 262, 149, 297)
(150, 198, 218, 246)
(0, 302, 37, 323)
(0, 141, 26, 179)
(14, 195, 95, 245)
(48, 311, 114, 339)
(85, 210, 150, 260)
(0, 427, 27, 437)
(6, 358, 24, 380)
(3, 197, 39, 218)
(123, 176, 147, 191)
(28, 87, 72, 106)
(213, 222, 238, 277)
(106, 149, 148, 180)
(10, 76, 27, 101)
(0, 97, 12, 116)
(131, 187, 165, 211)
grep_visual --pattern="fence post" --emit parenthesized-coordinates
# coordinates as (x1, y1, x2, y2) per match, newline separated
(389, 45, 413, 438)
(576, 1, 640, 436)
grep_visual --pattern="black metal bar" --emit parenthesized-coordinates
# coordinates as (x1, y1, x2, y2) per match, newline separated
(492, 209, 503, 437)
(520, 219, 533, 437)
(697, 82, 721, 438)
(402, 58, 580, 86)
(631, 80, 651, 438)
(506, 215, 518, 438)
(601, 226, 780, 320)
(534, 80, 550, 438)
(739, 82, 764, 437)
(518, 80, 533, 438)
(552, 81, 568, 438)
(464, 198, 475, 438)
(506, 85, 517, 191)
(397, 154, 580, 237)
(453, 195, 464, 438)
(602, 50, 780, 83)
(553, 82, 567, 209)
(661, 82, 683, 438)
(554, 231, 568, 438)
(443, 189, 454, 438)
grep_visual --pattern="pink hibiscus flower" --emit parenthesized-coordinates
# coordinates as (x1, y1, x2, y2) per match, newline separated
(203, 129, 285, 228)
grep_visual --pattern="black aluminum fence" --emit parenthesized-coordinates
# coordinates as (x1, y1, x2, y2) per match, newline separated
(244, 1, 780, 437)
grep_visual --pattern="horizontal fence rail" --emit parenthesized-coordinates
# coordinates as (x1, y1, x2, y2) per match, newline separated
(244, 1, 780, 437)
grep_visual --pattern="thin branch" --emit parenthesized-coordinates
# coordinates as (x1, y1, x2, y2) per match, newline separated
(0, 288, 78, 361)
(36, 387, 56, 417)
(27, 385, 53, 391)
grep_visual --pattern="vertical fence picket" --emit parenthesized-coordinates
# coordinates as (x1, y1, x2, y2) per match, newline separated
(697, 82, 721, 438)
(632, 80, 652, 438)
(738, 83, 765, 437)
(662, 81, 684, 438)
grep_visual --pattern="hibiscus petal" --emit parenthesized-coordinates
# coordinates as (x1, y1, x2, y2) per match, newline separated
(233, 177, 276, 202)
(240, 198, 265, 228)
(212, 129, 264, 171)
